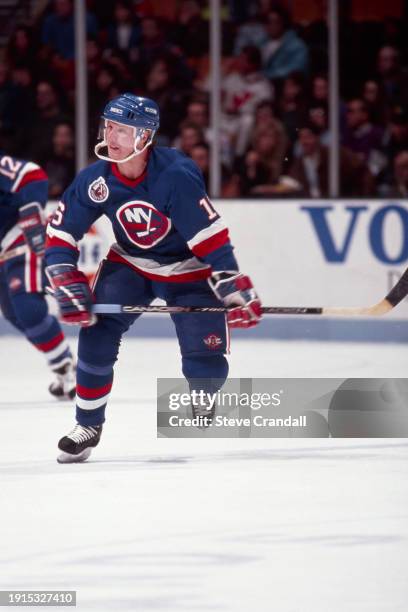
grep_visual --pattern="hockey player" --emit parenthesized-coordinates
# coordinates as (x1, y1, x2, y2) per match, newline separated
(0, 153, 75, 398)
(44, 93, 262, 463)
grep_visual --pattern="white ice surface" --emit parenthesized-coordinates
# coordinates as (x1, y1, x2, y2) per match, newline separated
(0, 336, 407, 611)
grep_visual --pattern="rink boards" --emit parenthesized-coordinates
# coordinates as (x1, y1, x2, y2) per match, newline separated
(1, 199, 407, 342)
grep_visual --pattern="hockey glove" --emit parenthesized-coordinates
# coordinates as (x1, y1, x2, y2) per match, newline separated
(46, 264, 96, 326)
(208, 271, 262, 328)
(19, 203, 46, 256)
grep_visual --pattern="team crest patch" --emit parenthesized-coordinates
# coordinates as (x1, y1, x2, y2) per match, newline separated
(204, 334, 223, 349)
(116, 200, 171, 249)
(88, 176, 109, 203)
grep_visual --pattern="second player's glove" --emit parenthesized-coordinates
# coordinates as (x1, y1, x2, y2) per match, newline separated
(46, 264, 96, 327)
(19, 202, 46, 256)
(208, 271, 262, 328)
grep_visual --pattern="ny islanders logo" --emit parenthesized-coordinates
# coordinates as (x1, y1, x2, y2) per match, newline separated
(116, 200, 171, 248)
(88, 176, 109, 203)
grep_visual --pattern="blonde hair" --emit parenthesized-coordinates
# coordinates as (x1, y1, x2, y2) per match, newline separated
(251, 119, 288, 181)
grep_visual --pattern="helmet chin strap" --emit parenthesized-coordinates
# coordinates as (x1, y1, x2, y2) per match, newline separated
(94, 129, 153, 163)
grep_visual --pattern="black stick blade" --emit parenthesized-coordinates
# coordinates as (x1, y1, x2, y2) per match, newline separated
(385, 267, 408, 307)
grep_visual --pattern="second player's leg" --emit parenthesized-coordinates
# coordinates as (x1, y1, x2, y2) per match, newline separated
(1, 254, 75, 396)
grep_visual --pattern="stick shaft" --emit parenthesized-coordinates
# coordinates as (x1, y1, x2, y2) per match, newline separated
(92, 301, 394, 317)
(91, 266, 408, 317)
(93, 304, 320, 315)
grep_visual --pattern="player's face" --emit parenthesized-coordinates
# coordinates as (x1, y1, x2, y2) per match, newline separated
(105, 120, 135, 160)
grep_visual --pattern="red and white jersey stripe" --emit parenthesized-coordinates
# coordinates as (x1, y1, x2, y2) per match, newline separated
(11, 162, 47, 192)
(45, 225, 78, 251)
(108, 243, 211, 283)
(187, 219, 230, 258)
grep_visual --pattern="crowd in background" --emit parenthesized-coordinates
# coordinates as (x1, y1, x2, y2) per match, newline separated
(0, 0, 407, 198)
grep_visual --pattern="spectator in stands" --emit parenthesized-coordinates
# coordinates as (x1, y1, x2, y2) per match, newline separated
(135, 16, 168, 67)
(288, 124, 374, 197)
(383, 107, 408, 161)
(143, 58, 188, 142)
(5, 26, 38, 72)
(104, 50, 133, 88)
(172, 0, 208, 58)
(175, 122, 204, 156)
(253, 101, 288, 167)
(310, 74, 328, 106)
(288, 124, 326, 197)
(190, 142, 210, 186)
(106, 0, 141, 61)
(222, 45, 274, 157)
(40, 0, 98, 90)
(185, 99, 210, 140)
(277, 72, 308, 144)
(11, 64, 36, 118)
(262, 6, 309, 81)
(86, 38, 103, 84)
(0, 62, 23, 149)
(133, 16, 193, 88)
(308, 103, 329, 147)
(41, 0, 98, 61)
(389, 150, 408, 197)
(44, 122, 75, 198)
(25, 80, 71, 164)
(361, 79, 387, 126)
(88, 64, 123, 143)
(89, 65, 121, 117)
(342, 98, 387, 178)
(180, 98, 233, 167)
(379, 110, 408, 194)
(11, 65, 34, 95)
(233, 9, 267, 55)
(234, 122, 286, 196)
(376, 45, 408, 108)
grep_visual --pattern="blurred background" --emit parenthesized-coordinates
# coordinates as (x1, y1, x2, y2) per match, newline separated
(1, 0, 407, 330)
(0, 0, 407, 200)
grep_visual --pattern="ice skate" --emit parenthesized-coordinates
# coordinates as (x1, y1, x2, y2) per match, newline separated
(57, 424, 102, 463)
(49, 360, 76, 400)
(191, 394, 216, 429)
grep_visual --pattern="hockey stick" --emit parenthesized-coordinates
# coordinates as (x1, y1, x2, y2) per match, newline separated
(0, 245, 28, 263)
(92, 267, 408, 317)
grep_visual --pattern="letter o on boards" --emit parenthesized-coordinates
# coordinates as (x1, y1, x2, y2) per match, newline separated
(369, 205, 408, 264)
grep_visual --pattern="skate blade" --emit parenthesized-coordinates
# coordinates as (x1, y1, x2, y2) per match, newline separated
(57, 448, 92, 464)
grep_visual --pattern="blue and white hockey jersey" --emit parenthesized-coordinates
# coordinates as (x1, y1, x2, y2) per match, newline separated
(45, 147, 238, 282)
(0, 154, 48, 253)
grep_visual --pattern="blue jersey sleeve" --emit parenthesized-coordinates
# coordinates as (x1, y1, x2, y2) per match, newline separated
(0, 158, 48, 209)
(0, 159, 48, 243)
(166, 159, 238, 272)
(18, 179, 48, 208)
(45, 170, 103, 266)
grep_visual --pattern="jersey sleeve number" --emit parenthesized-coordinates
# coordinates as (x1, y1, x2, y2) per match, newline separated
(0, 156, 23, 181)
(199, 196, 218, 220)
(52, 201, 66, 226)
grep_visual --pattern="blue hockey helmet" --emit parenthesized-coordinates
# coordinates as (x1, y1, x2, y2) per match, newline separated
(95, 93, 160, 162)
(102, 93, 160, 131)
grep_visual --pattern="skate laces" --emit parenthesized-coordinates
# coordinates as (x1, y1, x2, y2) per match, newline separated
(192, 398, 214, 418)
(67, 424, 99, 443)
